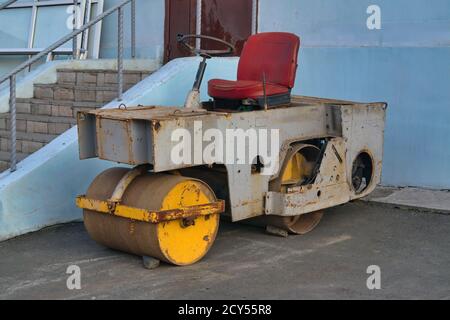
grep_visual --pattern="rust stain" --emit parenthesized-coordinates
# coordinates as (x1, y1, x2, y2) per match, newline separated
(236, 199, 260, 207)
(128, 222, 136, 235)
(153, 120, 161, 132)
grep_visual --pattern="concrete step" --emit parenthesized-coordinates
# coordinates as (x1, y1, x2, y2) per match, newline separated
(0, 137, 47, 154)
(13, 99, 102, 120)
(0, 151, 29, 171)
(0, 67, 152, 172)
(0, 113, 76, 135)
(0, 129, 63, 160)
(0, 151, 29, 163)
(57, 69, 151, 86)
(17, 97, 99, 105)
(33, 83, 131, 103)
(1, 113, 77, 124)
(16, 98, 103, 108)
(0, 129, 58, 144)
(35, 83, 121, 91)
(0, 130, 61, 165)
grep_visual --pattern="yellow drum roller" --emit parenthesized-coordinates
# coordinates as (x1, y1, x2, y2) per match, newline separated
(265, 144, 324, 235)
(77, 167, 224, 266)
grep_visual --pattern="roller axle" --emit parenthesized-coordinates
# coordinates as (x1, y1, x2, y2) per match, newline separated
(76, 196, 225, 224)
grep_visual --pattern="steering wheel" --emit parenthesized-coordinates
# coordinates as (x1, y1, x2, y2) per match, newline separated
(177, 34, 235, 59)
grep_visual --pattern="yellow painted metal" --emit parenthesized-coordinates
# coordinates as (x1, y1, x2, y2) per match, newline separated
(77, 196, 110, 214)
(266, 144, 323, 235)
(157, 181, 220, 265)
(281, 152, 311, 188)
(76, 195, 224, 224)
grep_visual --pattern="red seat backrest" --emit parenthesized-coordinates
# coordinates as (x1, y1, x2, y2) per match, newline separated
(237, 32, 300, 89)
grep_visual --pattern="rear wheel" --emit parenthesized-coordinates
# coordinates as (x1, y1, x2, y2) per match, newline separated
(266, 144, 324, 235)
(352, 152, 374, 194)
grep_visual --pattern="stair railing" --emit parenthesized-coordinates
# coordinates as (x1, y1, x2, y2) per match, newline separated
(0, 0, 18, 11)
(0, 0, 137, 172)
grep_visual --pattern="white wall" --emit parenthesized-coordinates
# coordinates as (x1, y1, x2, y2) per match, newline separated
(99, 0, 165, 62)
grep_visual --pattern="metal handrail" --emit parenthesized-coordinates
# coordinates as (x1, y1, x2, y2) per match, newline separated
(1, 0, 137, 172)
(0, 0, 18, 11)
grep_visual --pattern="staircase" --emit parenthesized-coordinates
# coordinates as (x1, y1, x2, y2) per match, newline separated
(0, 68, 151, 172)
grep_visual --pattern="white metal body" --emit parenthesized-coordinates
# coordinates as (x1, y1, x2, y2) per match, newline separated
(78, 96, 387, 222)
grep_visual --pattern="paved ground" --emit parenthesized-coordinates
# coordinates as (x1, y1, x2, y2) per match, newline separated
(363, 186, 450, 214)
(0, 201, 449, 300)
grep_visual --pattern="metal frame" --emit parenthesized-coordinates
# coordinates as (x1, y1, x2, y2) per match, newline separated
(195, 0, 202, 51)
(1, 0, 105, 60)
(252, 0, 258, 34)
(82, 0, 105, 59)
(76, 159, 225, 223)
(76, 163, 225, 224)
(264, 138, 350, 217)
(0, 48, 73, 55)
(131, 0, 136, 58)
(0, 0, 17, 11)
(1, 0, 137, 172)
(72, 0, 77, 57)
(76, 196, 225, 224)
(77, 96, 387, 222)
(5, 1, 86, 57)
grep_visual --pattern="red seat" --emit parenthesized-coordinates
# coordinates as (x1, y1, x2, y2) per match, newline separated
(208, 32, 300, 102)
(208, 79, 289, 100)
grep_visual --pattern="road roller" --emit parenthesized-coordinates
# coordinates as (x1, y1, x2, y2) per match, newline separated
(76, 32, 387, 267)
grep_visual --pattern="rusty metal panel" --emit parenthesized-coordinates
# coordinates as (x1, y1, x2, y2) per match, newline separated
(265, 184, 349, 216)
(264, 138, 350, 217)
(96, 118, 152, 165)
(77, 112, 98, 160)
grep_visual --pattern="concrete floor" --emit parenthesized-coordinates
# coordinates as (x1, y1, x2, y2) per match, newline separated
(363, 186, 450, 214)
(0, 202, 449, 300)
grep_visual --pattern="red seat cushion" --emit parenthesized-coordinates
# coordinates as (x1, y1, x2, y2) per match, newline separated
(208, 79, 289, 100)
(237, 32, 300, 89)
(208, 32, 300, 101)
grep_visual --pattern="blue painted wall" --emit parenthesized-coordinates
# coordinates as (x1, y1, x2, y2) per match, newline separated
(259, 0, 450, 189)
(1, 0, 449, 189)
